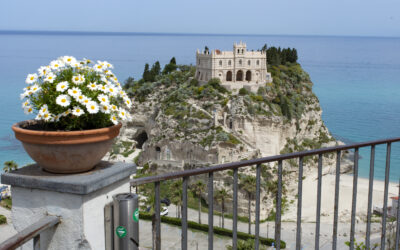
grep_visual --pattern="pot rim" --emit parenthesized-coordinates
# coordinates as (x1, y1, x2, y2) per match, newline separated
(12, 120, 122, 145)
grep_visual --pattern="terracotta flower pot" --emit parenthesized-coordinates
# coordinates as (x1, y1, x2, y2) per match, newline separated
(12, 120, 122, 174)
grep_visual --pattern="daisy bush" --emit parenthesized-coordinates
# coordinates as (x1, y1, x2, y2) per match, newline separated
(20, 56, 133, 130)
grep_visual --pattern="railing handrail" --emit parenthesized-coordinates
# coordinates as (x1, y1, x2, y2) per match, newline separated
(0, 216, 60, 250)
(131, 136, 400, 186)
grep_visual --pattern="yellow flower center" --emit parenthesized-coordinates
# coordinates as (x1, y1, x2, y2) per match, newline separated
(44, 114, 49, 118)
(62, 99, 66, 103)
(76, 109, 80, 112)
(91, 106, 95, 110)
(30, 77, 34, 80)
(43, 108, 46, 112)
(61, 85, 65, 89)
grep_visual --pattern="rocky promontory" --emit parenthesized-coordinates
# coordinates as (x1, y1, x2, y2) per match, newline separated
(113, 59, 344, 220)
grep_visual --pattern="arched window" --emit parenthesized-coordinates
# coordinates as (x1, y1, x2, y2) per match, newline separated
(239, 59, 242, 65)
(237, 49, 240, 53)
(236, 70, 243, 81)
(219, 60, 222, 66)
(198, 59, 201, 65)
(245, 70, 252, 81)
(256, 60, 260, 66)
(248, 60, 251, 66)
(241, 49, 244, 53)
(228, 60, 231, 66)
(226, 71, 232, 81)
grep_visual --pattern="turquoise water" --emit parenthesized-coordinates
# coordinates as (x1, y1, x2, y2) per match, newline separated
(0, 32, 399, 180)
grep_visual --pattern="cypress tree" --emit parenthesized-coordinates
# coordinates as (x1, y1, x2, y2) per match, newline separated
(142, 63, 150, 82)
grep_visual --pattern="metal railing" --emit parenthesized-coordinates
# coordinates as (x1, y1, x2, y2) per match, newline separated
(130, 137, 400, 250)
(0, 216, 60, 250)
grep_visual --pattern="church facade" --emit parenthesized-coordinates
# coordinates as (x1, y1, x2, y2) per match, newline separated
(195, 42, 272, 92)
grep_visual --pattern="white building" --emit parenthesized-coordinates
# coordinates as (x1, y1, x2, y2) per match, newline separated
(195, 42, 272, 92)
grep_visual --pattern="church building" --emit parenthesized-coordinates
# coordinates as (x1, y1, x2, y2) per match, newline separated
(195, 42, 272, 92)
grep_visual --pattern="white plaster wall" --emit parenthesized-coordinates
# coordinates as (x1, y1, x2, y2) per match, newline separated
(12, 187, 85, 250)
(12, 178, 130, 250)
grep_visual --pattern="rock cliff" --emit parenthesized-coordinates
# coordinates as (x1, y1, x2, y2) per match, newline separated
(116, 62, 342, 220)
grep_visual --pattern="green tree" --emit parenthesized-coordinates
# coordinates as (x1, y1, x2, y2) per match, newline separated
(123, 76, 135, 89)
(171, 180, 183, 218)
(142, 63, 151, 82)
(3, 161, 18, 173)
(240, 175, 256, 234)
(149, 61, 161, 81)
(162, 57, 177, 74)
(191, 180, 206, 224)
(215, 188, 230, 228)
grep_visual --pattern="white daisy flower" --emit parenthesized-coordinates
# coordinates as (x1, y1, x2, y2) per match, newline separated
(50, 60, 64, 71)
(62, 109, 72, 117)
(100, 104, 111, 114)
(71, 61, 81, 68)
(124, 98, 132, 108)
(21, 100, 30, 108)
(54, 114, 61, 122)
(75, 94, 86, 103)
(25, 73, 38, 84)
(94, 63, 104, 72)
(56, 81, 69, 92)
(31, 84, 41, 93)
(56, 94, 71, 107)
(97, 94, 109, 105)
(83, 58, 91, 64)
(72, 74, 85, 85)
(38, 66, 50, 77)
(82, 97, 91, 105)
(24, 106, 33, 114)
(110, 104, 118, 112)
(72, 106, 84, 116)
(62, 56, 77, 66)
(104, 61, 113, 69)
(110, 115, 119, 125)
(86, 101, 99, 114)
(35, 114, 42, 121)
(87, 82, 98, 90)
(39, 104, 49, 115)
(107, 85, 117, 96)
(118, 108, 127, 120)
(42, 112, 52, 121)
(68, 87, 81, 97)
(44, 72, 56, 83)
(98, 84, 108, 93)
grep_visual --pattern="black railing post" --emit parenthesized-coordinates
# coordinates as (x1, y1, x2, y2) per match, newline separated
(296, 156, 304, 250)
(349, 147, 359, 250)
(315, 154, 323, 249)
(232, 168, 238, 250)
(381, 142, 392, 249)
(275, 160, 283, 249)
(366, 145, 375, 249)
(208, 172, 214, 250)
(255, 164, 261, 250)
(333, 150, 341, 250)
(154, 181, 161, 250)
(182, 177, 188, 250)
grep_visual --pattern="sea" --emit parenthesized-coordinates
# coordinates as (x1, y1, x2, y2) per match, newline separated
(0, 31, 399, 181)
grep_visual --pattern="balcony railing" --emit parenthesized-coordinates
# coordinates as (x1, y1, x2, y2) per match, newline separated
(130, 137, 400, 250)
(0, 216, 60, 250)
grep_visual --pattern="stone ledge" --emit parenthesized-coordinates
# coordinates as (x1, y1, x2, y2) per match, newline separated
(0, 161, 135, 195)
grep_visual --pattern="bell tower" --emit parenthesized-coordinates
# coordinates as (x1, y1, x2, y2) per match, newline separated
(233, 41, 247, 55)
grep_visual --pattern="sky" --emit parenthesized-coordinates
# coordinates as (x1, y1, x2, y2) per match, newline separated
(1, 0, 399, 37)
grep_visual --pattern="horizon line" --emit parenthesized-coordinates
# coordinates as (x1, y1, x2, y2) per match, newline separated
(0, 29, 399, 39)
